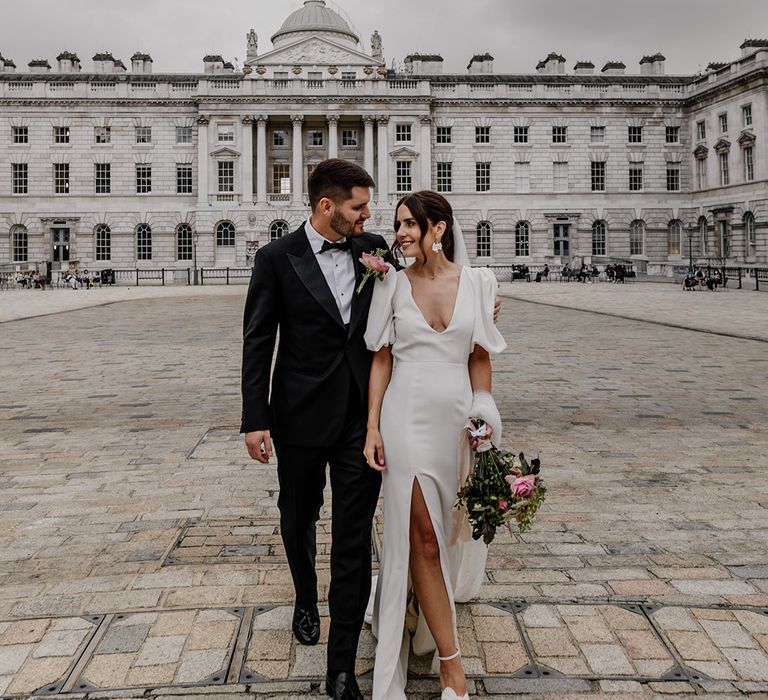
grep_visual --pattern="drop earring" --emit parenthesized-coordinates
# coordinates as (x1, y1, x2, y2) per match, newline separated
(431, 241, 443, 254)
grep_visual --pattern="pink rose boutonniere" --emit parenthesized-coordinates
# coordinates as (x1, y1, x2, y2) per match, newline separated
(356, 248, 389, 294)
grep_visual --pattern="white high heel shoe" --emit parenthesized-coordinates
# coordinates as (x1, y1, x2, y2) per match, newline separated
(438, 649, 470, 700)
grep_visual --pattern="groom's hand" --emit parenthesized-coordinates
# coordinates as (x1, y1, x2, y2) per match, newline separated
(245, 430, 273, 464)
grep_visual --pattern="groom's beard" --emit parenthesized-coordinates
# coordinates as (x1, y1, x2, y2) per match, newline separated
(331, 211, 363, 238)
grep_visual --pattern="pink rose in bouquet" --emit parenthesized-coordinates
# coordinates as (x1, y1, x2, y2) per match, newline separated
(507, 474, 537, 499)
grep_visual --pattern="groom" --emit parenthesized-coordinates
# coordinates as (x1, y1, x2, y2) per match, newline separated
(241, 159, 388, 700)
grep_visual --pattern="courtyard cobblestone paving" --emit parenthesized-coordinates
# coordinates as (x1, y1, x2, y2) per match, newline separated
(0, 284, 766, 698)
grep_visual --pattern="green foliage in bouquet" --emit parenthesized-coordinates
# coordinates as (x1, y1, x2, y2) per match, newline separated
(455, 419, 546, 545)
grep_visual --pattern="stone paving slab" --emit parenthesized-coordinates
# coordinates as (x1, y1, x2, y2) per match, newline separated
(0, 616, 100, 695)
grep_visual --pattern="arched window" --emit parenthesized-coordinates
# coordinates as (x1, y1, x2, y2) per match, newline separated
(667, 220, 682, 256)
(592, 220, 607, 256)
(699, 216, 708, 256)
(270, 220, 289, 242)
(476, 221, 491, 257)
(629, 220, 645, 256)
(515, 221, 529, 257)
(744, 212, 756, 257)
(11, 225, 28, 263)
(216, 221, 236, 247)
(136, 224, 152, 261)
(177, 224, 193, 261)
(95, 224, 111, 261)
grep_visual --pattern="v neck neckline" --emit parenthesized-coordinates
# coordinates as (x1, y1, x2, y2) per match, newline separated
(403, 267, 464, 335)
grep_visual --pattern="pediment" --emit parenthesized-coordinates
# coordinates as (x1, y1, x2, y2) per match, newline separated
(713, 137, 731, 153)
(389, 146, 419, 159)
(693, 144, 709, 159)
(738, 130, 756, 147)
(210, 146, 240, 158)
(248, 36, 380, 67)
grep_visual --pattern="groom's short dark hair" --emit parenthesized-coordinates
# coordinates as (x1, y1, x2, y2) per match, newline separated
(308, 159, 375, 209)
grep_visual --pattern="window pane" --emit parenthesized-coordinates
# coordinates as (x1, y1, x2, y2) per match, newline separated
(436, 162, 452, 192)
(95, 224, 111, 261)
(476, 222, 491, 257)
(475, 162, 491, 192)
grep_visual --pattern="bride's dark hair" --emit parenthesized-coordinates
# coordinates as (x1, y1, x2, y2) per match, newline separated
(392, 190, 455, 263)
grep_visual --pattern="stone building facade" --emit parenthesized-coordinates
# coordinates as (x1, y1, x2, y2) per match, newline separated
(0, 0, 766, 275)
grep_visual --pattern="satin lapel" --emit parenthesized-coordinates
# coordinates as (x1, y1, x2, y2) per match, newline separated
(349, 237, 374, 337)
(288, 243, 345, 329)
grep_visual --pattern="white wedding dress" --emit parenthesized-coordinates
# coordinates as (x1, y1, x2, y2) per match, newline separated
(364, 264, 506, 700)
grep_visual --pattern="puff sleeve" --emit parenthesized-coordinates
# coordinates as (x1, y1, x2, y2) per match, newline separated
(471, 267, 507, 354)
(364, 264, 398, 351)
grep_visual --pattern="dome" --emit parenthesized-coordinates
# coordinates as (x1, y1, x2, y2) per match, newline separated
(271, 1, 359, 46)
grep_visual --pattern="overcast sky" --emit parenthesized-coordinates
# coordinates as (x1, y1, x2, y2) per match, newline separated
(1, 0, 766, 76)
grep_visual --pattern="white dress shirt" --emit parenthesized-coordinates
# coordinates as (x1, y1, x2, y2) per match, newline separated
(305, 218, 356, 325)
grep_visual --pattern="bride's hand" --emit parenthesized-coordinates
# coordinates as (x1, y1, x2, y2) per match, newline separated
(364, 428, 386, 472)
(469, 424, 492, 452)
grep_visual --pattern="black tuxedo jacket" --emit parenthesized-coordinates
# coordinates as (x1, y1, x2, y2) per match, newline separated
(241, 223, 390, 447)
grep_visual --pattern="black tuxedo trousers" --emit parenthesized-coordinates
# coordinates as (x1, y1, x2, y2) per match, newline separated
(241, 225, 389, 672)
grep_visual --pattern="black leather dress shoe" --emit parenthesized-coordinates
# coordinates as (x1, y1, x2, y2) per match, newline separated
(325, 670, 363, 700)
(292, 604, 320, 645)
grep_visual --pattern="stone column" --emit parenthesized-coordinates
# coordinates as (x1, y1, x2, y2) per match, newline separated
(363, 116, 375, 181)
(256, 115, 268, 204)
(197, 116, 209, 206)
(241, 116, 254, 203)
(327, 115, 339, 159)
(376, 115, 389, 202)
(291, 115, 304, 205)
(419, 115, 432, 190)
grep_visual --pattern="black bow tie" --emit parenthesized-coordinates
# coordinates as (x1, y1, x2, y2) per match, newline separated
(319, 238, 352, 254)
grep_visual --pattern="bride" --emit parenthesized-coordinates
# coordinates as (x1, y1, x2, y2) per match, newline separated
(363, 190, 506, 699)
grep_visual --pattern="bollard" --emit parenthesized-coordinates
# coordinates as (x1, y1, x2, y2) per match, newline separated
(136, 268, 140, 287)
(187, 268, 191, 286)
(161, 268, 165, 286)
(226, 267, 230, 285)
(737, 267, 742, 289)
(200, 268, 204, 286)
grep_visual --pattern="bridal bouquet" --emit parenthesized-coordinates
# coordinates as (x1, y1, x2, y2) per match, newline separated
(456, 419, 546, 544)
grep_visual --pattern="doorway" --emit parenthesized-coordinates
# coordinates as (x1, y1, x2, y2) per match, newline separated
(554, 223, 570, 262)
(52, 228, 71, 263)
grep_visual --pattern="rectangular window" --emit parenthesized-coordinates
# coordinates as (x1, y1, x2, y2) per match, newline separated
(307, 71, 322, 81)
(135, 126, 152, 144)
(12, 231, 27, 262)
(308, 130, 324, 147)
(396, 160, 412, 192)
(552, 126, 567, 143)
(53, 163, 70, 194)
(341, 129, 358, 147)
(54, 126, 70, 144)
(273, 130, 287, 147)
(95, 163, 111, 194)
(665, 126, 680, 144)
(553, 162, 568, 192)
(176, 164, 193, 194)
(341, 71, 356, 81)
(475, 126, 490, 144)
(136, 164, 152, 193)
(395, 124, 412, 143)
(629, 164, 643, 191)
(95, 126, 111, 144)
(513, 126, 529, 144)
(436, 162, 452, 193)
(12, 126, 29, 144)
(217, 124, 235, 143)
(718, 113, 728, 134)
(719, 152, 729, 186)
(666, 164, 680, 191)
(475, 162, 491, 192)
(273, 163, 291, 193)
(742, 104, 752, 127)
(696, 121, 706, 141)
(12, 163, 28, 195)
(218, 161, 234, 192)
(176, 126, 193, 143)
(628, 126, 643, 143)
(591, 161, 605, 191)
(436, 126, 452, 144)
(515, 162, 530, 192)
(590, 126, 605, 143)
(744, 146, 754, 182)
(696, 158, 707, 190)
